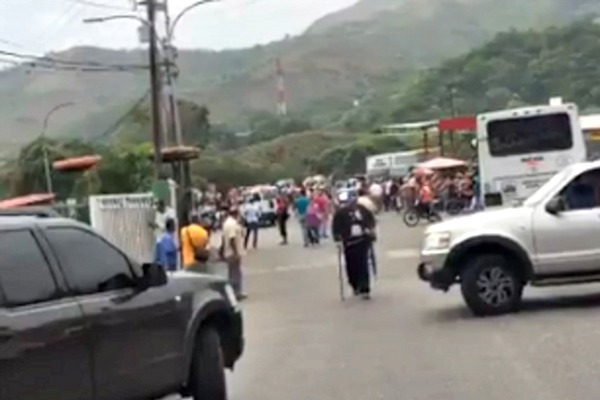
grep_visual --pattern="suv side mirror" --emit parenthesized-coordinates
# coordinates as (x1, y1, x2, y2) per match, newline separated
(545, 197, 565, 215)
(141, 263, 168, 288)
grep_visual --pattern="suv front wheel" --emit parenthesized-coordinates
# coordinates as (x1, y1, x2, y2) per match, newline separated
(460, 254, 524, 317)
(190, 327, 227, 400)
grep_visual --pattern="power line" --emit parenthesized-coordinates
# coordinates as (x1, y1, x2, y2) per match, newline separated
(0, 57, 148, 73)
(0, 58, 145, 73)
(28, 1, 80, 50)
(92, 90, 151, 141)
(0, 38, 23, 48)
(68, 0, 133, 10)
(0, 48, 149, 70)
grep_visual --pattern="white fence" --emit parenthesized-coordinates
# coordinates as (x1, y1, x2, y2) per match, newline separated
(89, 193, 155, 263)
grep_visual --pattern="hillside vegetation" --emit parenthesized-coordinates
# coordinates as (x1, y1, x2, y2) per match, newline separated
(0, 0, 598, 151)
(388, 18, 600, 122)
(5, 17, 600, 193)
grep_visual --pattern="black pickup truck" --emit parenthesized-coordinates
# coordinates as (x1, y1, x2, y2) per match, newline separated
(0, 209, 243, 400)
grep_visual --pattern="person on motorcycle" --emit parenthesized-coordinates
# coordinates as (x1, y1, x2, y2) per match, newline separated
(417, 177, 434, 217)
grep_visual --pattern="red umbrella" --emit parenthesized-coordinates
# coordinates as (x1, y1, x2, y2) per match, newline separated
(53, 155, 102, 172)
(418, 157, 466, 170)
(0, 193, 56, 208)
(415, 167, 434, 176)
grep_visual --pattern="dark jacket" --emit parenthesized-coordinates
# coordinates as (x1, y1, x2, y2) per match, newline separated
(332, 203, 376, 246)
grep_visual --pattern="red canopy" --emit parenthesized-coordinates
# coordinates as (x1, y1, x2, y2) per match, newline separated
(418, 157, 467, 170)
(53, 155, 101, 171)
(415, 168, 434, 176)
(0, 193, 56, 208)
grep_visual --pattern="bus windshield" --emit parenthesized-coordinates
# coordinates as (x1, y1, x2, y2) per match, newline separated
(487, 113, 573, 157)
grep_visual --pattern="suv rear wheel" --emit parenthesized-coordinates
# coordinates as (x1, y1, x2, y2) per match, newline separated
(460, 254, 523, 317)
(190, 327, 227, 400)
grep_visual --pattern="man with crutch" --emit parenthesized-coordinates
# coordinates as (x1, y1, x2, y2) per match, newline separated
(332, 192, 376, 300)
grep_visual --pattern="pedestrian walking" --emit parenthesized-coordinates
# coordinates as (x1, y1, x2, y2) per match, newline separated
(153, 218, 178, 272)
(221, 207, 246, 300)
(275, 193, 289, 245)
(151, 199, 177, 239)
(294, 189, 310, 247)
(243, 195, 261, 250)
(314, 187, 331, 239)
(332, 195, 376, 299)
(180, 213, 210, 269)
(305, 199, 321, 246)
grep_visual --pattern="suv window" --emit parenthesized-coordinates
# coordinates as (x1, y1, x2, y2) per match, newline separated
(0, 230, 58, 307)
(45, 228, 135, 295)
(560, 168, 600, 211)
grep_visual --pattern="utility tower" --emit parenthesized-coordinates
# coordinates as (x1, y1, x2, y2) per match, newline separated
(275, 58, 288, 116)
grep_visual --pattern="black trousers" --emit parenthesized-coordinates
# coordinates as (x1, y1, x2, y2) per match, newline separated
(277, 213, 289, 241)
(343, 240, 371, 294)
(244, 222, 259, 249)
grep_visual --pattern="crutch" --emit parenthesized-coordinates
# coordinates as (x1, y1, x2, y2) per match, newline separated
(370, 242, 378, 281)
(337, 244, 346, 301)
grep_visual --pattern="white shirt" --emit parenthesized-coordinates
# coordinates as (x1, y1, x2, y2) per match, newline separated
(369, 183, 383, 199)
(385, 181, 393, 195)
(243, 202, 262, 224)
(222, 216, 244, 258)
(155, 207, 176, 235)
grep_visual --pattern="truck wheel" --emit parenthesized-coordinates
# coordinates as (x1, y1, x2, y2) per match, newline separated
(190, 327, 227, 400)
(460, 254, 523, 317)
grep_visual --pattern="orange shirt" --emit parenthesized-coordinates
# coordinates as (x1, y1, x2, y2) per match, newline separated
(180, 224, 209, 268)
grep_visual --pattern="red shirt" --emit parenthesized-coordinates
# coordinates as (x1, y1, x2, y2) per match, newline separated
(276, 197, 287, 213)
(419, 185, 433, 203)
(314, 194, 329, 214)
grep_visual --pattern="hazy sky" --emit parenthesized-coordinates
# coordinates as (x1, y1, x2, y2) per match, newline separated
(0, 0, 358, 54)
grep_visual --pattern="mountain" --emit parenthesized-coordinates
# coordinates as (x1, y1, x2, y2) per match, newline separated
(388, 18, 600, 122)
(0, 0, 599, 152)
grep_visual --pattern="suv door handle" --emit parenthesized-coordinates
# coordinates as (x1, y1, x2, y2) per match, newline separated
(64, 326, 84, 336)
(0, 328, 14, 343)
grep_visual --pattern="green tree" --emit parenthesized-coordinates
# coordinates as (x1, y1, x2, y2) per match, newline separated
(178, 100, 211, 147)
(389, 19, 600, 121)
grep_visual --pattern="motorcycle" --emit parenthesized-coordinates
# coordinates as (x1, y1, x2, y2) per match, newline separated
(402, 203, 442, 227)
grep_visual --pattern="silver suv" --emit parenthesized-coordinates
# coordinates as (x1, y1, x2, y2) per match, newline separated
(418, 160, 600, 316)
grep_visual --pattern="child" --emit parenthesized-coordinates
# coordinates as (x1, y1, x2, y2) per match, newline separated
(305, 201, 322, 245)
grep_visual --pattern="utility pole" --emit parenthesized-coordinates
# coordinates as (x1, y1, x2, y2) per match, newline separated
(143, 0, 163, 178)
(447, 84, 458, 156)
(163, 0, 183, 146)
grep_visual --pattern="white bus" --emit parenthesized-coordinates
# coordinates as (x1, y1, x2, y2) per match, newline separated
(477, 102, 586, 207)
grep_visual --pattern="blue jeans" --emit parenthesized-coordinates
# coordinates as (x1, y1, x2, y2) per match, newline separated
(320, 217, 329, 238)
(299, 216, 309, 246)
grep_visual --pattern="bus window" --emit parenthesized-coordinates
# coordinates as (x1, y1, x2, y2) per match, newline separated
(487, 113, 573, 157)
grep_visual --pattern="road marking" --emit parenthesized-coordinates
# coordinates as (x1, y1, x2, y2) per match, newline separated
(246, 248, 419, 276)
(386, 249, 419, 259)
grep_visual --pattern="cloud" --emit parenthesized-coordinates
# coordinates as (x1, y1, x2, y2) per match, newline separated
(1, 0, 358, 53)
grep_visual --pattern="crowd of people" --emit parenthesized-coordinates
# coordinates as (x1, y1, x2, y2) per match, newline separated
(150, 167, 481, 303)
(367, 168, 482, 215)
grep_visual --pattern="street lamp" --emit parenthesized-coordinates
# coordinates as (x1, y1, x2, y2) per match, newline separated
(83, 0, 221, 148)
(41, 102, 75, 194)
(83, 0, 222, 47)
(168, 0, 221, 41)
(83, 15, 161, 43)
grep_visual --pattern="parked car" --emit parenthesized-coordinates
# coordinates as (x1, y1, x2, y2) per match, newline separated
(418, 160, 600, 316)
(0, 208, 243, 400)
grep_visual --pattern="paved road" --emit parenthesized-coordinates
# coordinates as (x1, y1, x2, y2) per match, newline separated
(183, 214, 600, 400)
